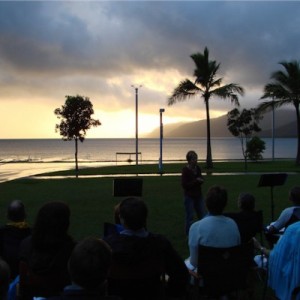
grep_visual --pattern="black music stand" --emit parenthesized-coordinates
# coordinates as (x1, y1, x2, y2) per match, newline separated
(113, 177, 143, 197)
(258, 173, 288, 221)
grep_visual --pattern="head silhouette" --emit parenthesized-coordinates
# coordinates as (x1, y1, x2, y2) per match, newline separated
(238, 193, 255, 211)
(186, 150, 198, 163)
(32, 201, 71, 250)
(119, 197, 148, 230)
(205, 185, 228, 215)
(7, 200, 26, 222)
(68, 237, 112, 290)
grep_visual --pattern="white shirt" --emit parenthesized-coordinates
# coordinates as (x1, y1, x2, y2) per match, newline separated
(188, 215, 241, 268)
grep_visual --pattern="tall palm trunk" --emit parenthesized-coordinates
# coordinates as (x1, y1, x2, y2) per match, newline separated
(295, 103, 300, 165)
(205, 96, 213, 169)
(75, 137, 79, 178)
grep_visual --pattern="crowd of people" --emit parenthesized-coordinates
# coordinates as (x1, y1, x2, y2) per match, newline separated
(0, 198, 190, 300)
(0, 150, 299, 300)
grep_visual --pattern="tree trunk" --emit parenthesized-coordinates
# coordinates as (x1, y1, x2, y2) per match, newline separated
(205, 97, 213, 169)
(75, 138, 79, 178)
(295, 104, 300, 165)
(240, 137, 247, 171)
(244, 154, 248, 172)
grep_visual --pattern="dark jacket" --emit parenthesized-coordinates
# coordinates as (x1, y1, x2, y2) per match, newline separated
(224, 211, 262, 244)
(104, 232, 189, 300)
(0, 224, 31, 279)
(181, 165, 203, 198)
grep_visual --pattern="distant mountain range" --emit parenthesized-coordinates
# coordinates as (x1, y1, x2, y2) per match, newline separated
(144, 109, 298, 138)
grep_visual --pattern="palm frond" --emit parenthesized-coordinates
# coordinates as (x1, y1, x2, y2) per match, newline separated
(191, 48, 220, 88)
(208, 77, 222, 89)
(256, 100, 285, 114)
(268, 61, 300, 96)
(271, 70, 289, 87)
(212, 83, 244, 106)
(261, 83, 294, 103)
(261, 83, 282, 99)
(168, 79, 202, 105)
(168, 47, 244, 113)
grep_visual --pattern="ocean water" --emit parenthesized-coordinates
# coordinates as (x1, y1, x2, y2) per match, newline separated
(0, 137, 297, 163)
(0, 138, 297, 182)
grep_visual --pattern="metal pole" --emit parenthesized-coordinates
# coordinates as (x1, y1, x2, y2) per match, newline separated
(159, 108, 165, 173)
(135, 88, 138, 166)
(131, 85, 142, 166)
(272, 96, 275, 161)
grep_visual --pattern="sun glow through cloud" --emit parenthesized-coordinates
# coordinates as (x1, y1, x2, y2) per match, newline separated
(0, 1, 299, 139)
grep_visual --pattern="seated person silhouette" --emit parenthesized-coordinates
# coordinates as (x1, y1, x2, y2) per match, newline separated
(0, 199, 31, 279)
(265, 186, 300, 247)
(47, 237, 121, 300)
(223, 193, 263, 268)
(186, 185, 241, 271)
(224, 193, 262, 243)
(19, 201, 76, 299)
(0, 258, 10, 300)
(104, 197, 189, 300)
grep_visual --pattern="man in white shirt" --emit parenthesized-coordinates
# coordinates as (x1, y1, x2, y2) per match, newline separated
(187, 185, 241, 269)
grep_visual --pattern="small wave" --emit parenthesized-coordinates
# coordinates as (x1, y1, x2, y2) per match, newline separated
(0, 158, 42, 163)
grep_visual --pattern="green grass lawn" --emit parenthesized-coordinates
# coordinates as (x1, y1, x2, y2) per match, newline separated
(37, 159, 300, 176)
(0, 160, 299, 298)
(1, 160, 300, 258)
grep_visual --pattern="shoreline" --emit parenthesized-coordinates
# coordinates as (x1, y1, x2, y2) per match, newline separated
(0, 157, 294, 166)
(0, 158, 297, 184)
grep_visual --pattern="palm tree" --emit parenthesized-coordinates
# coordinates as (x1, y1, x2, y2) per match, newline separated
(257, 60, 300, 165)
(168, 47, 244, 169)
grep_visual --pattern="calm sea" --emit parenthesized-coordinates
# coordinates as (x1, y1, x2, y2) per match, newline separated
(0, 137, 296, 182)
(0, 138, 297, 163)
(0, 137, 297, 163)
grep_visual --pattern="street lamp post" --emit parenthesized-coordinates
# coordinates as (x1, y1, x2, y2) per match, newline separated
(159, 108, 165, 173)
(271, 94, 275, 161)
(131, 85, 142, 165)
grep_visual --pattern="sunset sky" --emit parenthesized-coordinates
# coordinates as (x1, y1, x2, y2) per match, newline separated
(1, 1, 300, 139)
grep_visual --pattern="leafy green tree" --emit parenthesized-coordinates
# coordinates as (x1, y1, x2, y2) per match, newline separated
(54, 95, 101, 177)
(168, 47, 244, 169)
(257, 60, 300, 165)
(227, 108, 261, 170)
(246, 136, 266, 162)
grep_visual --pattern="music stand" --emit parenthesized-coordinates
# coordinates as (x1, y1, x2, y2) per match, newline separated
(113, 177, 143, 197)
(258, 173, 288, 221)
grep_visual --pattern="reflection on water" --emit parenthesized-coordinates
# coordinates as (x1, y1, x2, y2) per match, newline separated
(0, 137, 298, 183)
(0, 138, 297, 163)
(0, 162, 72, 183)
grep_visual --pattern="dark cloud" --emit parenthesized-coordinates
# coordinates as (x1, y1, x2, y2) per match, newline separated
(1, 2, 298, 70)
(0, 1, 300, 111)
